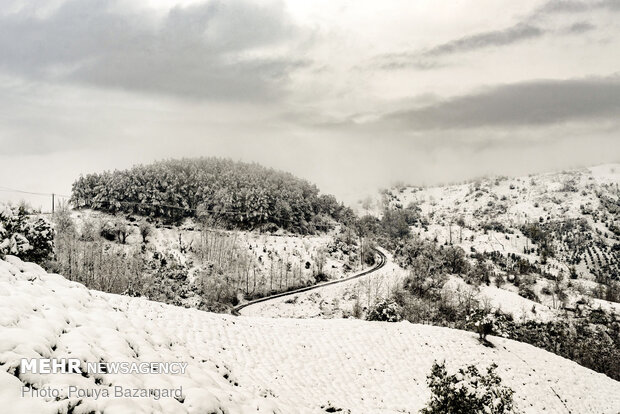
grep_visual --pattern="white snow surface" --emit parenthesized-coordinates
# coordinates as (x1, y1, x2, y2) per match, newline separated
(1, 256, 619, 413)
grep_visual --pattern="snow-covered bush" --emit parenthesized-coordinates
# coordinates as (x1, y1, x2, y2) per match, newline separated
(0, 204, 54, 263)
(366, 299, 402, 322)
(421, 361, 516, 414)
(327, 228, 358, 256)
(466, 309, 509, 342)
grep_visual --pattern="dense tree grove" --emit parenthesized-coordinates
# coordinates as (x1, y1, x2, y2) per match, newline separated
(70, 158, 354, 233)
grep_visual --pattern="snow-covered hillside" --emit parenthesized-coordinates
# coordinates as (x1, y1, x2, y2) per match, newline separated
(388, 164, 619, 271)
(366, 164, 620, 319)
(1, 256, 619, 413)
(51, 208, 360, 313)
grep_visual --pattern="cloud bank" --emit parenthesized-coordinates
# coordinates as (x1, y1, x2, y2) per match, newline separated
(379, 76, 620, 130)
(0, 0, 308, 100)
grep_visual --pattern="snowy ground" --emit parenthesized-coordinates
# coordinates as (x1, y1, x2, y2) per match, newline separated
(1, 256, 619, 413)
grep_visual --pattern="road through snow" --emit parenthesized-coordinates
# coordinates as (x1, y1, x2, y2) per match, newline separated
(232, 247, 387, 316)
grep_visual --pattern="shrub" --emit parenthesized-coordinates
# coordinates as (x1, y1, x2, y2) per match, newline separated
(518, 286, 539, 303)
(139, 222, 152, 244)
(466, 259, 492, 285)
(0, 204, 54, 264)
(366, 299, 402, 322)
(100, 221, 117, 241)
(327, 228, 358, 256)
(99, 220, 130, 243)
(352, 299, 363, 319)
(421, 361, 516, 414)
(116, 222, 130, 244)
(466, 308, 509, 342)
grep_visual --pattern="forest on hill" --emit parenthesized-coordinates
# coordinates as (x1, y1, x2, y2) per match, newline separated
(70, 158, 354, 233)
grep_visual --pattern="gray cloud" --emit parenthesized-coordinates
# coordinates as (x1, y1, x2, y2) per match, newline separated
(423, 23, 543, 57)
(373, 23, 544, 70)
(372, 0, 618, 71)
(0, 0, 309, 100)
(563, 21, 596, 34)
(377, 76, 620, 130)
(534, 0, 620, 15)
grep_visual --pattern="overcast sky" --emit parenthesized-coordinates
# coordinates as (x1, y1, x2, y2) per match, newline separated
(1, 0, 619, 209)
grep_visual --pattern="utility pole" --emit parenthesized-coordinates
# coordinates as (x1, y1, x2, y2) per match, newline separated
(52, 193, 55, 215)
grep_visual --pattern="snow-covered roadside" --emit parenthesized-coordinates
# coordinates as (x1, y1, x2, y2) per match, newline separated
(1, 256, 619, 413)
(240, 248, 406, 319)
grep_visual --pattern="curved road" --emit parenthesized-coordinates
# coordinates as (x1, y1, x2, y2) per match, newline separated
(232, 247, 387, 316)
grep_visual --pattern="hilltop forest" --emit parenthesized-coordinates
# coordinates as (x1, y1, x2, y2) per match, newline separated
(70, 158, 354, 233)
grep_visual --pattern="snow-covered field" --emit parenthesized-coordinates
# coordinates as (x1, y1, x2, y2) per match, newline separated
(1, 256, 619, 413)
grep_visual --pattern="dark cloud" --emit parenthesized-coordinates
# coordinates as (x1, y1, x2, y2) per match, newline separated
(0, 0, 309, 100)
(534, 0, 620, 15)
(373, 23, 544, 70)
(423, 23, 543, 57)
(377, 76, 620, 130)
(374, 56, 444, 71)
(372, 0, 618, 71)
(563, 21, 596, 34)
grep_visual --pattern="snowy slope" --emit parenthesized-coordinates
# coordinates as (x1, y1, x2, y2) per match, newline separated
(1, 256, 619, 413)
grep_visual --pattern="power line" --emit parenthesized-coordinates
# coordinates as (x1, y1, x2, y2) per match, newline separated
(0, 186, 70, 198)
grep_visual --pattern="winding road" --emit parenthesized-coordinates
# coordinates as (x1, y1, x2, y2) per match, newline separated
(232, 247, 387, 316)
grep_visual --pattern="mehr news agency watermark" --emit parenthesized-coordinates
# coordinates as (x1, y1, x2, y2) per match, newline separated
(19, 358, 188, 400)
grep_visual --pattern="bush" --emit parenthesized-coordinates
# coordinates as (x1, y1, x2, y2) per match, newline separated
(352, 299, 363, 319)
(421, 361, 516, 414)
(466, 308, 509, 342)
(0, 204, 54, 264)
(80, 218, 98, 241)
(99, 220, 130, 243)
(518, 286, 539, 303)
(139, 222, 152, 244)
(466, 259, 492, 285)
(100, 221, 118, 241)
(366, 299, 402, 322)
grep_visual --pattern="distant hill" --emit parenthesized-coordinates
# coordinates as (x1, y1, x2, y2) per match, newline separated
(376, 164, 620, 310)
(384, 164, 619, 277)
(70, 158, 354, 233)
